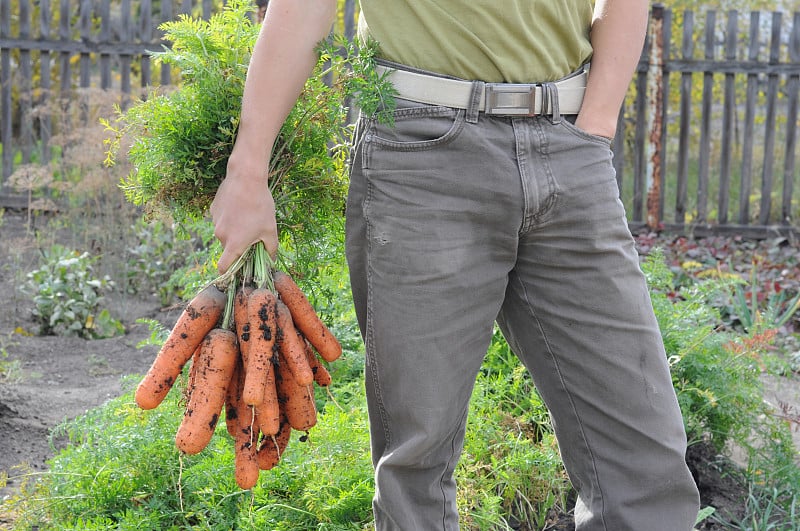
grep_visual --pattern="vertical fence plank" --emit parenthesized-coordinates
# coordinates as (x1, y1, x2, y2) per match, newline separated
(19, 0, 33, 164)
(644, 4, 665, 230)
(675, 10, 694, 225)
(633, 59, 648, 223)
(39, 0, 53, 165)
(182, 0, 193, 16)
(0, 0, 11, 186)
(203, 0, 212, 20)
(657, 8, 671, 224)
(759, 12, 782, 226)
(718, 10, 738, 225)
(120, 0, 133, 105)
(739, 11, 761, 225)
(79, 0, 92, 124)
(160, 0, 174, 85)
(18, 0, 34, 164)
(783, 12, 800, 225)
(141, 0, 153, 87)
(79, 0, 91, 89)
(59, 0, 72, 97)
(100, 0, 111, 89)
(344, 0, 356, 41)
(696, 10, 716, 224)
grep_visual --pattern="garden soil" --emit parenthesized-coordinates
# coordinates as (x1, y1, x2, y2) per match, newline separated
(0, 208, 799, 529)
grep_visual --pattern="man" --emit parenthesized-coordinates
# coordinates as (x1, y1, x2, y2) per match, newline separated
(211, 1, 701, 529)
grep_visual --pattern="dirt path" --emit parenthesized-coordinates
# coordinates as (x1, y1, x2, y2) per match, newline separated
(0, 209, 176, 503)
(0, 301, 167, 501)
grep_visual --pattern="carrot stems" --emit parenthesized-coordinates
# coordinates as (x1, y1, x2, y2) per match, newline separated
(222, 275, 238, 331)
(252, 242, 275, 291)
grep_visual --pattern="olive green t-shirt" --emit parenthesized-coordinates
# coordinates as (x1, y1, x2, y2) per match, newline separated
(358, 0, 594, 83)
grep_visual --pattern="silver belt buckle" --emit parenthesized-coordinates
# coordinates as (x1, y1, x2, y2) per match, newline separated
(485, 83, 538, 116)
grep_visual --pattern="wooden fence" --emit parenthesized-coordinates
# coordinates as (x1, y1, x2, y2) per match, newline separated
(621, 5, 800, 237)
(1, 1, 799, 237)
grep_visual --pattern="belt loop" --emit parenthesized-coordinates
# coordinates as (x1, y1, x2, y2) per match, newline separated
(543, 82, 561, 124)
(466, 81, 484, 124)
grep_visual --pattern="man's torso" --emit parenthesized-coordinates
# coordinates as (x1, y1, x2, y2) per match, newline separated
(358, 0, 594, 83)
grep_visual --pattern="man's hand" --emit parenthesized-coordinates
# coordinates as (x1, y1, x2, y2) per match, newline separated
(210, 0, 337, 273)
(211, 161, 278, 273)
(577, 0, 649, 140)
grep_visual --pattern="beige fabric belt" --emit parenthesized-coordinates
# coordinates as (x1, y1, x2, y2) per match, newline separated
(375, 64, 588, 116)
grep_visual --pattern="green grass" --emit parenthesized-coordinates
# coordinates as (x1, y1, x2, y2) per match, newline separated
(4, 250, 800, 529)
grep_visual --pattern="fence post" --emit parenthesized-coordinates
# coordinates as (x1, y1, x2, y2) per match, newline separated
(0, 0, 12, 190)
(645, 3, 665, 230)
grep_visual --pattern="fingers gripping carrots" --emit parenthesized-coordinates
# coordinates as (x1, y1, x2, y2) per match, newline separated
(134, 260, 340, 490)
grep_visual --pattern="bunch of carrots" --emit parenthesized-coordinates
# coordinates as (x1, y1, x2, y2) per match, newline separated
(133, 243, 341, 489)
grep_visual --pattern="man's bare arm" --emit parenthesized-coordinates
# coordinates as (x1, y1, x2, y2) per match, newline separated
(575, 0, 649, 140)
(211, 0, 337, 272)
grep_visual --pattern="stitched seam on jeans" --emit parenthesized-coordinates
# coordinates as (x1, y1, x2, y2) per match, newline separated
(439, 405, 469, 530)
(362, 158, 392, 448)
(527, 119, 560, 229)
(369, 109, 466, 152)
(514, 274, 609, 531)
(513, 120, 533, 235)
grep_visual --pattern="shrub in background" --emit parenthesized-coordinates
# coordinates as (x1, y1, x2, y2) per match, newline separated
(124, 217, 199, 306)
(20, 244, 123, 339)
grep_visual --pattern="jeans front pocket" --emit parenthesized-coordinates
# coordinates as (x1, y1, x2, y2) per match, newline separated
(559, 115, 614, 147)
(365, 99, 466, 153)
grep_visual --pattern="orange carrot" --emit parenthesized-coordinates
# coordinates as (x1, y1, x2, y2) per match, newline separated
(273, 271, 342, 362)
(175, 328, 238, 455)
(242, 288, 278, 406)
(135, 284, 226, 410)
(224, 355, 243, 438)
(276, 351, 317, 431)
(233, 362, 260, 489)
(256, 414, 292, 471)
(234, 285, 281, 435)
(275, 300, 314, 386)
(254, 384, 280, 437)
(234, 286, 254, 366)
(304, 338, 332, 387)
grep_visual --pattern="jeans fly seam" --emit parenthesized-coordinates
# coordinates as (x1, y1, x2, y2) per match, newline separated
(513, 273, 609, 531)
(527, 118, 560, 231)
(513, 119, 534, 235)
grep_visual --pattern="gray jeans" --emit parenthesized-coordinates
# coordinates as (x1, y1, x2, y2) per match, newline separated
(345, 94, 700, 530)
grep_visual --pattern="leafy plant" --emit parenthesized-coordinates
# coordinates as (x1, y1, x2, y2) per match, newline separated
(103, 0, 396, 275)
(457, 332, 570, 529)
(643, 249, 765, 450)
(710, 480, 800, 530)
(728, 262, 800, 335)
(20, 245, 123, 339)
(125, 217, 197, 305)
(0, 345, 22, 383)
